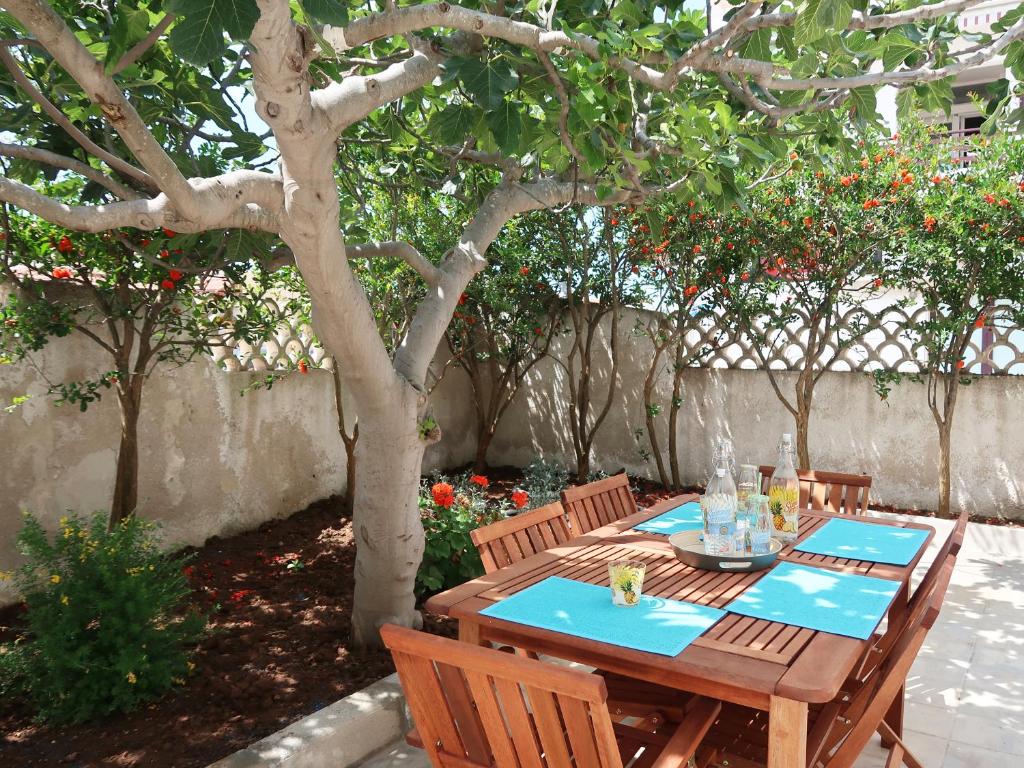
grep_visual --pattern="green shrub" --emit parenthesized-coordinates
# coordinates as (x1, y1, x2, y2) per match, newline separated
(520, 458, 570, 507)
(0, 512, 205, 724)
(416, 473, 504, 596)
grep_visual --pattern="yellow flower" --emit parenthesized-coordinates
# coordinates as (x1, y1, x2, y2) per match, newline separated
(49, 574, 61, 584)
(60, 594, 69, 605)
(59, 516, 69, 527)
(126, 672, 137, 684)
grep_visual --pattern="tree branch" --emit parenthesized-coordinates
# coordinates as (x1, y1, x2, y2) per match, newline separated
(4, 0, 199, 216)
(348, 241, 442, 286)
(0, 142, 138, 199)
(110, 13, 174, 75)
(0, 46, 154, 190)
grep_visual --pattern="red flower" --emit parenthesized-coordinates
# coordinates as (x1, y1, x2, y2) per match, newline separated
(983, 193, 996, 204)
(901, 173, 914, 185)
(140, 238, 151, 247)
(229, 589, 253, 604)
(998, 198, 1010, 207)
(740, 271, 750, 281)
(780, 219, 790, 227)
(684, 285, 699, 298)
(57, 235, 74, 253)
(534, 327, 544, 335)
(974, 315, 985, 329)
(519, 266, 529, 276)
(160, 278, 176, 290)
(432, 482, 455, 509)
(168, 269, 184, 281)
(159, 249, 170, 259)
(458, 292, 467, 305)
(783, 197, 792, 206)
(511, 489, 529, 509)
(863, 198, 880, 211)
(789, 151, 798, 160)
(182, 565, 195, 579)
(931, 175, 944, 185)
(840, 176, 853, 187)
(803, 216, 813, 228)
(162, 227, 176, 237)
(924, 215, 938, 233)
(610, 218, 619, 226)
(297, 360, 309, 374)
(956, 359, 965, 370)
(51, 266, 72, 279)
(470, 474, 489, 489)
(726, 242, 735, 250)
(692, 244, 702, 254)
(873, 278, 883, 288)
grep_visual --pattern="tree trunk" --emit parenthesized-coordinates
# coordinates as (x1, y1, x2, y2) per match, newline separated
(936, 416, 952, 517)
(349, 390, 427, 648)
(668, 345, 686, 490)
(474, 425, 495, 473)
(333, 368, 358, 513)
(109, 379, 142, 529)
(794, 371, 813, 470)
(643, 342, 671, 488)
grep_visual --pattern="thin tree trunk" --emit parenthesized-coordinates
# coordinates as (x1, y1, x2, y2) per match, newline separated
(794, 371, 813, 470)
(936, 415, 953, 517)
(668, 344, 686, 490)
(349, 389, 426, 647)
(109, 378, 142, 529)
(333, 368, 358, 513)
(643, 340, 671, 488)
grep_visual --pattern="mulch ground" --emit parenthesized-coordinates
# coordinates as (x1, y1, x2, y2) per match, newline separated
(0, 467, 1015, 767)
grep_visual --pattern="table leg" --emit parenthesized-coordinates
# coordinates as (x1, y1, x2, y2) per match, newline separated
(882, 581, 910, 748)
(458, 619, 484, 646)
(768, 696, 808, 768)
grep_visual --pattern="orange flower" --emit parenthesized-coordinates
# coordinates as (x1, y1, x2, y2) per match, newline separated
(803, 216, 813, 228)
(57, 235, 74, 253)
(983, 193, 996, 204)
(684, 285, 699, 298)
(956, 360, 965, 370)
(863, 198, 881, 210)
(931, 175, 944, 185)
(974, 315, 985, 329)
(431, 482, 455, 509)
(519, 266, 529, 275)
(840, 176, 853, 187)
(924, 215, 937, 233)
(511, 489, 529, 509)
(297, 360, 309, 374)
(51, 266, 72, 279)
(692, 244, 702, 254)
(470, 474, 489, 489)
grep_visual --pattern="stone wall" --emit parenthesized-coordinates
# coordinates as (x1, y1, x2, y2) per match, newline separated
(0, 331, 476, 603)
(2, 306, 1021, 604)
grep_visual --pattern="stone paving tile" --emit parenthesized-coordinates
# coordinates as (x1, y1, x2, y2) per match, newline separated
(358, 519, 1024, 768)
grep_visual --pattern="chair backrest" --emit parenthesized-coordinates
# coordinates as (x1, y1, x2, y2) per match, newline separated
(381, 624, 624, 768)
(759, 466, 871, 516)
(561, 473, 639, 535)
(813, 514, 966, 767)
(470, 502, 571, 574)
(820, 554, 957, 768)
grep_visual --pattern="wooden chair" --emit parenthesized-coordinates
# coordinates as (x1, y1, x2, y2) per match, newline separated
(381, 623, 723, 768)
(758, 466, 872, 516)
(562, 473, 639, 535)
(698, 517, 964, 768)
(471, 502, 571, 574)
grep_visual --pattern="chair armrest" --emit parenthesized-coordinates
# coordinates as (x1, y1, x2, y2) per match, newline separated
(648, 697, 721, 768)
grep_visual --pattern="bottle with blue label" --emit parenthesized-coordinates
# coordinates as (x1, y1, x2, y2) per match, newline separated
(747, 494, 773, 554)
(702, 467, 737, 556)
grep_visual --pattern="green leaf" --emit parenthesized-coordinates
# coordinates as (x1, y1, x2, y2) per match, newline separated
(486, 103, 523, 155)
(428, 104, 478, 145)
(104, 6, 151, 74)
(881, 33, 920, 72)
(848, 86, 877, 121)
(795, 0, 827, 46)
(300, 0, 348, 26)
(815, 0, 852, 35)
(165, 0, 259, 64)
(741, 28, 772, 62)
(446, 57, 519, 109)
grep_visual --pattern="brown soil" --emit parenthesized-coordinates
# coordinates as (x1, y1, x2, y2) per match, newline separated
(1, 467, 1015, 768)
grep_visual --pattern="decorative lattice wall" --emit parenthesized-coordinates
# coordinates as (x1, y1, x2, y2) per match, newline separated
(212, 298, 333, 372)
(217, 298, 1024, 376)
(682, 304, 1024, 375)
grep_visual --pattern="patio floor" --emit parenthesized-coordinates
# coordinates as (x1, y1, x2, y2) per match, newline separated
(359, 513, 1024, 768)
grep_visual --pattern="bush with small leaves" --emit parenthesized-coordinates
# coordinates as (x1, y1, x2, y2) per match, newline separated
(0, 513, 205, 724)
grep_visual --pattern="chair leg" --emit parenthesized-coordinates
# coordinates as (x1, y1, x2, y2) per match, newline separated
(878, 722, 925, 768)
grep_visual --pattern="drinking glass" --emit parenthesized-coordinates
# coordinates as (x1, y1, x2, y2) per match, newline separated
(608, 560, 646, 606)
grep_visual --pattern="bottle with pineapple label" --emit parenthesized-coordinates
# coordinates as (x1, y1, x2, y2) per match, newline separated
(768, 433, 800, 543)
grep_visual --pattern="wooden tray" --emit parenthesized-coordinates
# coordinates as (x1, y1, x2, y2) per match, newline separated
(668, 530, 781, 572)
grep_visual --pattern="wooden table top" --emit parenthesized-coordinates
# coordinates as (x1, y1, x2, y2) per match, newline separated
(424, 494, 936, 710)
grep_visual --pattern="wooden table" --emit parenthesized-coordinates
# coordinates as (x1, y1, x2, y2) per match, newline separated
(425, 494, 935, 768)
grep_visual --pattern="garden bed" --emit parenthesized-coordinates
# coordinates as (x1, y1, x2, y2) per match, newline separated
(0, 468, 1012, 768)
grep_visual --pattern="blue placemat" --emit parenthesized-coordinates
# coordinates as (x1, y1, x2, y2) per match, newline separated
(795, 518, 930, 566)
(724, 562, 900, 640)
(480, 576, 725, 656)
(634, 501, 703, 535)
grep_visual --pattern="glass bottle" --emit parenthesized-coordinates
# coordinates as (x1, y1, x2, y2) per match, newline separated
(702, 467, 737, 556)
(768, 433, 800, 543)
(747, 494, 773, 554)
(710, 437, 736, 485)
(736, 464, 759, 554)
